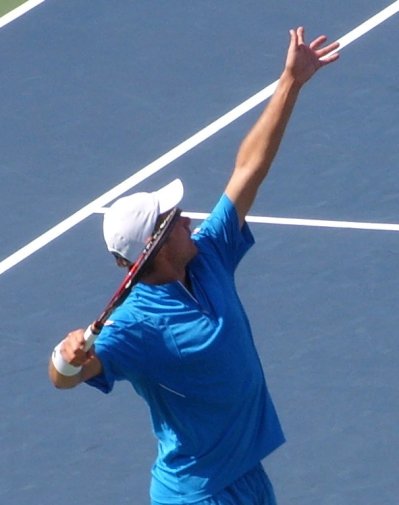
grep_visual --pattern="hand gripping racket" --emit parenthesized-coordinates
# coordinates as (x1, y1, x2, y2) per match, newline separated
(52, 207, 181, 375)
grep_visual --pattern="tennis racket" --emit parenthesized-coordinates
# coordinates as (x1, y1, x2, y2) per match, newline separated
(52, 207, 181, 375)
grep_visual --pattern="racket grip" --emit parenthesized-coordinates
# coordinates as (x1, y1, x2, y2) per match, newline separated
(83, 325, 100, 351)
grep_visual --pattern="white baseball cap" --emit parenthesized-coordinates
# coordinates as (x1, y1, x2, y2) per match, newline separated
(103, 178, 184, 263)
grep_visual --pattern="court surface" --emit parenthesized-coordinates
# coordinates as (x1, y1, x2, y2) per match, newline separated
(1, 1, 398, 504)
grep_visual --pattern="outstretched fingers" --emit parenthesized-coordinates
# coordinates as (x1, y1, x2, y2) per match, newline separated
(309, 35, 328, 50)
(309, 35, 340, 62)
(318, 41, 340, 64)
(296, 26, 305, 46)
(289, 26, 307, 49)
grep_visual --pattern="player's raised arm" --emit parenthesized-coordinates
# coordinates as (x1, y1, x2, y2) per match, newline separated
(225, 27, 339, 227)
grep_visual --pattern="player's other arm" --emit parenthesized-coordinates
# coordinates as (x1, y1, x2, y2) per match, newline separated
(48, 328, 102, 389)
(225, 27, 339, 227)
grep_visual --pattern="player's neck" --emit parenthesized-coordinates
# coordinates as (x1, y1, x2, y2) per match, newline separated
(141, 261, 188, 286)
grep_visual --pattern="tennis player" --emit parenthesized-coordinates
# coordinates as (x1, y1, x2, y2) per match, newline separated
(49, 27, 339, 505)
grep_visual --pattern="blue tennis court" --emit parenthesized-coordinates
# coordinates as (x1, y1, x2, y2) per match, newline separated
(1, 1, 398, 504)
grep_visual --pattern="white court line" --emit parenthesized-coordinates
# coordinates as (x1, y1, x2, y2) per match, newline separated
(0, 0, 45, 29)
(95, 208, 399, 232)
(0, 0, 398, 276)
(97, 207, 399, 231)
(183, 213, 399, 232)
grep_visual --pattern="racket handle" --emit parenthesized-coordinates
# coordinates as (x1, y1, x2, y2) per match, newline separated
(83, 324, 100, 351)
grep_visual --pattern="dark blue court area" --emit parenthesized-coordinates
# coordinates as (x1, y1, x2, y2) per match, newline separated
(1, 1, 398, 504)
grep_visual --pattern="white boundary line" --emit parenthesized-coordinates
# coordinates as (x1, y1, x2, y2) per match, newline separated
(94, 208, 399, 232)
(0, 0, 45, 29)
(183, 213, 399, 232)
(0, 0, 398, 276)
(96, 208, 399, 231)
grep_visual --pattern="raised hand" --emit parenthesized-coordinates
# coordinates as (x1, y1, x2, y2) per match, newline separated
(285, 27, 340, 86)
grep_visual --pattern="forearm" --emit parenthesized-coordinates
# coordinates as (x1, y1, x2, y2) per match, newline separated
(225, 70, 302, 226)
(48, 358, 83, 389)
(225, 28, 339, 226)
(235, 70, 302, 182)
(237, 26, 340, 178)
(48, 329, 102, 389)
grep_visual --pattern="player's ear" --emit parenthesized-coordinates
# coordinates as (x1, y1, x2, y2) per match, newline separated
(115, 256, 131, 268)
(111, 251, 132, 268)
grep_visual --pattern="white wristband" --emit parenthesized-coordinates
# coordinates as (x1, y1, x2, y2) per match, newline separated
(52, 342, 82, 376)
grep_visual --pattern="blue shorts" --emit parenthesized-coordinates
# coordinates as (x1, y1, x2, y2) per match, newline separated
(152, 463, 277, 505)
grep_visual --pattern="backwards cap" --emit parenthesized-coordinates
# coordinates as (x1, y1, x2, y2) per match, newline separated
(103, 179, 184, 263)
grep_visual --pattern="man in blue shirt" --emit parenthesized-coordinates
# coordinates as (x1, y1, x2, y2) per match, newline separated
(49, 28, 339, 504)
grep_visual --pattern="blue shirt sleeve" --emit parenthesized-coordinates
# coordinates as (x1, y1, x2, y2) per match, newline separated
(85, 308, 147, 393)
(192, 193, 255, 273)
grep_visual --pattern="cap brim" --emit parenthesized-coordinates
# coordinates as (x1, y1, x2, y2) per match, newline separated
(155, 178, 184, 214)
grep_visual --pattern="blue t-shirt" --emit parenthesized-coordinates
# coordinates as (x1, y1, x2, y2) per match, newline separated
(87, 194, 285, 504)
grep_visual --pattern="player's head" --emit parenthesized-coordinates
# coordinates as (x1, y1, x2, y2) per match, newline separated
(103, 179, 184, 265)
